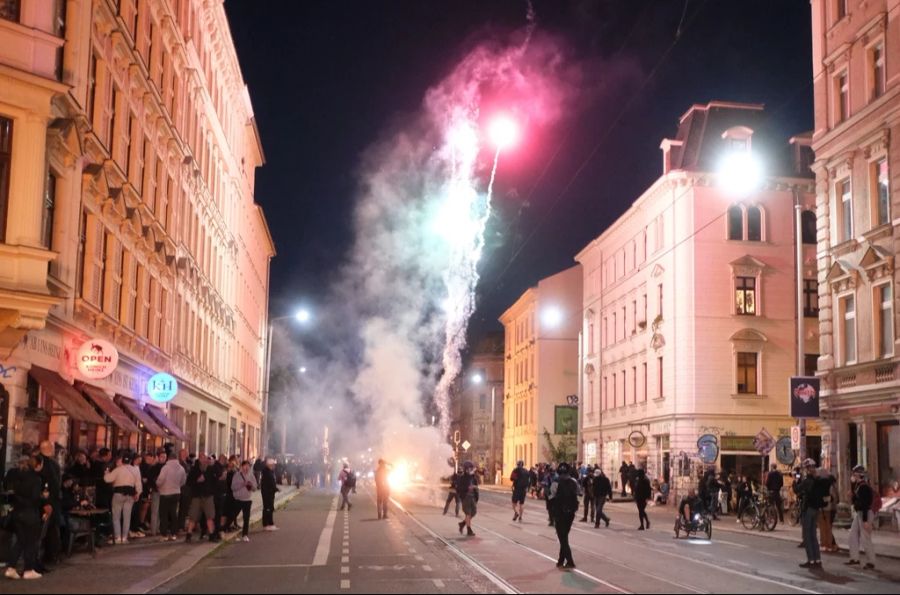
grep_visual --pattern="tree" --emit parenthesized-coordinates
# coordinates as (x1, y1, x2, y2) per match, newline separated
(543, 429, 577, 464)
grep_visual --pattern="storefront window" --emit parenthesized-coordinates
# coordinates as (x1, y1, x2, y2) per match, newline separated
(877, 421, 900, 496)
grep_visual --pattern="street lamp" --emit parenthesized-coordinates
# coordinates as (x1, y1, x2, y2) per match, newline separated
(471, 372, 484, 385)
(541, 305, 564, 329)
(261, 308, 313, 457)
(299, 366, 308, 374)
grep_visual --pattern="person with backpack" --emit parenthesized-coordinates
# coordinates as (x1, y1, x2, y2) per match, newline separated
(549, 462, 580, 569)
(510, 461, 530, 522)
(592, 467, 612, 528)
(847, 465, 878, 570)
(338, 463, 356, 511)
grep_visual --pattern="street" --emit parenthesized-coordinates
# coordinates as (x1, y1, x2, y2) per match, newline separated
(152, 485, 899, 594)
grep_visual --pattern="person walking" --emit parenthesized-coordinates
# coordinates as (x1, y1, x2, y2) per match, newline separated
(374, 459, 390, 520)
(549, 462, 580, 569)
(104, 452, 142, 545)
(457, 461, 479, 537)
(260, 458, 279, 531)
(592, 467, 612, 528)
(443, 469, 461, 517)
(706, 471, 722, 520)
(4, 456, 48, 580)
(580, 466, 595, 523)
(510, 461, 530, 522)
(618, 461, 629, 497)
(543, 465, 558, 527)
(818, 467, 838, 554)
(766, 464, 784, 523)
(338, 463, 356, 511)
(847, 465, 877, 570)
(231, 461, 257, 542)
(634, 469, 652, 530)
(796, 459, 826, 569)
(156, 450, 186, 542)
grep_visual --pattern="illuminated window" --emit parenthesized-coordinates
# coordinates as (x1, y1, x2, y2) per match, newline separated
(0, 116, 12, 243)
(736, 353, 758, 394)
(735, 277, 757, 316)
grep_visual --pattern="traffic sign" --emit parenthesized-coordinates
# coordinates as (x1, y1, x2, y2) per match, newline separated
(753, 428, 776, 456)
(791, 426, 801, 451)
(461, 440, 471, 452)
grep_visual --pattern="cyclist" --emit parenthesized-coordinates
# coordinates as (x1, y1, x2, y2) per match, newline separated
(679, 488, 703, 529)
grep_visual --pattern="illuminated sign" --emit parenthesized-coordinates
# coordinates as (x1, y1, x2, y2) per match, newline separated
(147, 372, 178, 403)
(76, 339, 119, 380)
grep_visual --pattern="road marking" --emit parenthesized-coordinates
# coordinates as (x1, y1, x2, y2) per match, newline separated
(341, 579, 350, 589)
(313, 496, 339, 566)
(208, 564, 313, 570)
(341, 566, 350, 574)
(433, 579, 445, 588)
(342, 556, 349, 563)
(415, 555, 424, 561)
(423, 565, 433, 572)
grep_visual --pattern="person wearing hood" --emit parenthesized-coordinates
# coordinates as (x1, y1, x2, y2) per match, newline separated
(591, 468, 612, 528)
(549, 462, 580, 569)
(260, 458, 279, 531)
(156, 450, 186, 542)
(457, 461, 479, 537)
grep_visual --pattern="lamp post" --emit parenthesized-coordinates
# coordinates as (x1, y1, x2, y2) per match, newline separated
(261, 309, 312, 457)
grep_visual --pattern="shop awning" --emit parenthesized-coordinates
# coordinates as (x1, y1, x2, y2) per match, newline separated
(28, 366, 105, 426)
(79, 383, 140, 434)
(114, 395, 166, 437)
(144, 404, 189, 442)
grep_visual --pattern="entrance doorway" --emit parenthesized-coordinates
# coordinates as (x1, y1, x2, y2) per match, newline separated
(721, 453, 769, 485)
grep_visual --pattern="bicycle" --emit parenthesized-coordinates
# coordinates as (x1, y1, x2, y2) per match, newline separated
(787, 499, 801, 527)
(740, 492, 778, 532)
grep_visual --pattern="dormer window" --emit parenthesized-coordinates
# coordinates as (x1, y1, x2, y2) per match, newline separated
(722, 126, 754, 153)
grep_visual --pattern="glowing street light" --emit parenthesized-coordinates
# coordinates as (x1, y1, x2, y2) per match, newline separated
(717, 151, 763, 197)
(541, 305, 564, 329)
(299, 366, 308, 374)
(489, 114, 520, 151)
(471, 372, 484, 385)
(295, 308, 312, 324)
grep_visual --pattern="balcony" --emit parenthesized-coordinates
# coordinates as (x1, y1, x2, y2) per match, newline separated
(829, 360, 899, 393)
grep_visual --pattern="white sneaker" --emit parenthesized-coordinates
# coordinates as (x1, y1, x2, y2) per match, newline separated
(4, 567, 20, 580)
(241, 536, 250, 542)
(265, 525, 279, 532)
(22, 570, 42, 580)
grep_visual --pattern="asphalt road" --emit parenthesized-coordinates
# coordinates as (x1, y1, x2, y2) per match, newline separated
(153, 484, 900, 594)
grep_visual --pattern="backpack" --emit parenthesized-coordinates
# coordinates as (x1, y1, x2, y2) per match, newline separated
(345, 471, 356, 489)
(512, 469, 530, 490)
(872, 490, 883, 514)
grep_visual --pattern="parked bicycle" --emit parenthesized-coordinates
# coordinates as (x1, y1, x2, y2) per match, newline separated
(740, 491, 778, 532)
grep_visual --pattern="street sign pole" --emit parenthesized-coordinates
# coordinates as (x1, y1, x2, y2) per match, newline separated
(794, 197, 807, 464)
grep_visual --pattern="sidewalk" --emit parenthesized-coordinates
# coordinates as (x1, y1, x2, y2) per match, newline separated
(2, 485, 303, 594)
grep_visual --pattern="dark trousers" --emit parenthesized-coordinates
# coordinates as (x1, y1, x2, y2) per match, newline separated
(237, 500, 252, 537)
(581, 493, 594, 521)
(159, 494, 180, 537)
(620, 476, 627, 496)
(636, 499, 649, 528)
(377, 492, 389, 519)
(262, 492, 275, 527)
(546, 497, 555, 526)
(39, 507, 61, 563)
(213, 493, 224, 534)
(770, 490, 784, 522)
(443, 492, 460, 516)
(554, 512, 575, 566)
(177, 487, 192, 532)
(802, 507, 821, 562)
(340, 488, 352, 510)
(594, 498, 610, 526)
(708, 492, 720, 518)
(8, 511, 40, 572)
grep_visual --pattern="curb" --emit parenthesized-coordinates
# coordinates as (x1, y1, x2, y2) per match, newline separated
(122, 487, 305, 594)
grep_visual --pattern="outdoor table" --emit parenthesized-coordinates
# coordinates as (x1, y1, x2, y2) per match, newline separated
(67, 508, 109, 556)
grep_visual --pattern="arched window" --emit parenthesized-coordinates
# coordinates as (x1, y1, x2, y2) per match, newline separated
(802, 211, 817, 245)
(728, 206, 743, 240)
(747, 206, 762, 241)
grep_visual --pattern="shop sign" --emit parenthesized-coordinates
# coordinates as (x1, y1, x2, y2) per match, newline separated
(76, 339, 119, 380)
(147, 372, 178, 403)
(790, 376, 820, 418)
(628, 431, 646, 448)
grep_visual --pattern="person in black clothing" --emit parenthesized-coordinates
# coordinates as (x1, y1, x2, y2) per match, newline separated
(766, 465, 784, 523)
(550, 462, 580, 569)
(510, 461, 531, 522)
(618, 462, 629, 497)
(679, 488, 702, 524)
(252, 458, 264, 487)
(457, 462, 479, 537)
(260, 458, 279, 530)
(592, 468, 612, 528)
(224, 456, 239, 532)
(37, 441, 61, 568)
(65, 452, 91, 483)
(212, 455, 228, 537)
(706, 472, 722, 520)
(4, 455, 49, 580)
(580, 468, 595, 523)
(443, 471, 461, 517)
(847, 465, 876, 569)
(626, 463, 637, 495)
(796, 459, 827, 569)
(634, 469, 652, 530)
(185, 455, 219, 543)
(736, 475, 753, 521)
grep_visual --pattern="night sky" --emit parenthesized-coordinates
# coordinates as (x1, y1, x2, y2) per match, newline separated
(224, 0, 813, 346)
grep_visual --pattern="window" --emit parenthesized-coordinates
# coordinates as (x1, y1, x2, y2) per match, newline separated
(632, 366, 637, 404)
(657, 357, 664, 399)
(588, 380, 594, 413)
(0, 0, 19, 22)
(479, 394, 486, 410)
(0, 116, 12, 243)
(736, 353, 759, 394)
(841, 295, 857, 364)
(877, 284, 893, 359)
(632, 301, 637, 334)
(836, 0, 847, 20)
(621, 306, 626, 340)
(871, 43, 886, 100)
(735, 276, 757, 316)
(805, 354, 819, 377)
(836, 71, 850, 123)
(839, 179, 853, 241)
(612, 373, 617, 408)
(612, 313, 617, 344)
(642, 363, 647, 402)
(804, 280, 819, 318)
(41, 171, 57, 251)
(747, 206, 761, 241)
(589, 323, 594, 354)
(727, 205, 743, 240)
(602, 377, 608, 410)
(658, 284, 663, 319)
(802, 211, 817, 245)
(872, 158, 890, 227)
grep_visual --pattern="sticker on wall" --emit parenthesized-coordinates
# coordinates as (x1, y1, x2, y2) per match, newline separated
(147, 372, 178, 403)
(76, 339, 119, 380)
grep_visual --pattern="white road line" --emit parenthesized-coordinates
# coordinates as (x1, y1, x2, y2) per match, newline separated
(341, 566, 350, 574)
(342, 556, 350, 563)
(313, 496, 340, 566)
(433, 579, 445, 588)
(207, 564, 314, 570)
(391, 498, 520, 595)
(423, 565, 433, 572)
(341, 579, 350, 589)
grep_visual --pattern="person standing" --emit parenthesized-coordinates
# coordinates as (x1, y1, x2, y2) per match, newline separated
(4, 456, 48, 580)
(549, 462, 579, 569)
(543, 465, 558, 527)
(374, 459, 390, 520)
(634, 469, 652, 530)
(457, 461, 479, 537)
(37, 441, 61, 567)
(626, 462, 637, 496)
(260, 458, 279, 531)
(147, 452, 165, 536)
(104, 453, 142, 545)
(443, 469, 461, 516)
(618, 461, 629, 497)
(231, 461, 257, 542)
(338, 463, 356, 511)
(766, 464, 784, 523)
(847, 465, 877, 570)
(818, 467, 838, 554)
(510, 461, 530, 522)
(796, 459, 825, 569)
(580, 467, 595, 523)
(592, 468, 612, 528)
(156, 450, 186, 542)
(185, 455, 218, 543)
(177, 449, 192, 535)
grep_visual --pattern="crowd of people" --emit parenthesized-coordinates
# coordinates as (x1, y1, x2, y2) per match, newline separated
(1, 442, 288, 580)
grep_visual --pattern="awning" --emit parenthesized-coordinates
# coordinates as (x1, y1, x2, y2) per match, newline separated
(78, 383, 140, 434)
(114, 395, 166, 437)
(144, 404, 189, 442)
(28, 366, 105, 426)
